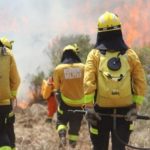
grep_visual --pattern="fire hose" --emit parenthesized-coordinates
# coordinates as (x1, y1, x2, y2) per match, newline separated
(68, 109, 150, 150)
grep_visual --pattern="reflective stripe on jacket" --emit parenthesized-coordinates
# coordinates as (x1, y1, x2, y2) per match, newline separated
(0, 146, 11, 150)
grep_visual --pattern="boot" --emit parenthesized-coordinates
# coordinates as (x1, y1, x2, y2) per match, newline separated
(69, 140, 76, 149)
(59, 130, 66, 148)
(45, 118, 52, 123)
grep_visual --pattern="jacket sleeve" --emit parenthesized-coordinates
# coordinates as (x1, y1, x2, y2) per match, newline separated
(84, 49, 99, 105)
(128, 49, 147, 105)
(9, 52, 21, 98)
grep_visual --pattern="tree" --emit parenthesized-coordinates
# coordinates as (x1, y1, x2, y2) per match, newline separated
(25, 68, 45, 102)
(45, 34, 94, 68)
(24, 34, 93, 103)
(134, 46, 150, 114)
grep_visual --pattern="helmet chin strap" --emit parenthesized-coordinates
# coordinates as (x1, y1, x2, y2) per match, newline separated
(113, 109, 150, 150)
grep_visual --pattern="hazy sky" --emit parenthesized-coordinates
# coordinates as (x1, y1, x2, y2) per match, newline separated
(0, 0, 101, 78)
(0, 0, 150, 99)
(1, 0, 149, 77)
(0, 0, 105, 98)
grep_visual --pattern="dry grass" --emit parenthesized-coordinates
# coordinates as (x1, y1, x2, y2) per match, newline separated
(14, 103, 150, 150)
(14, 104, 92, 150)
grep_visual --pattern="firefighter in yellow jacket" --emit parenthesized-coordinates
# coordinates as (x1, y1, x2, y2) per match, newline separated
(53, 44, 84, 148)
(84, 12, 147, 150)
(0, 37, 20, 150)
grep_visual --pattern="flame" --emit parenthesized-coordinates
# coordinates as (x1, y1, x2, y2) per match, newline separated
(17, 89, 35, 110)
(49, 0, 150, 47)
(113, 0, 150, 47)
(17, 100, 29, 110)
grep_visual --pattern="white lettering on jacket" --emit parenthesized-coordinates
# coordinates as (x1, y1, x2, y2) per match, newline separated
(64, 68, 81, 79)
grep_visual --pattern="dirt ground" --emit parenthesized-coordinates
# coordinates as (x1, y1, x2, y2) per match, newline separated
(14, 103, 150, 150)
(14, 103, 92, 150)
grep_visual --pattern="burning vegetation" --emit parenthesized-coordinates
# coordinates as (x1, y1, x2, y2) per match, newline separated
(14, 0, 150, 149)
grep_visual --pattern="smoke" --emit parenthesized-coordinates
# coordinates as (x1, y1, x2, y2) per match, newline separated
(0, 0, 150, 100)
(0, 0, 97, 75)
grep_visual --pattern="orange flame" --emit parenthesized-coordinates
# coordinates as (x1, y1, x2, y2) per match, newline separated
(113, 0, 150, 47)
(17, 100, 29, 110)
(17, 89, 35, 110)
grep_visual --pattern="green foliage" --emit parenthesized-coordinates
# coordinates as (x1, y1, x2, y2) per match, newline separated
(135, 47, 150, 66)
(25, 68, 46, 101)
(45, 34, 93, 68)
(134, 46, 150, 92)
(134, 46, 150, 113)
(30, 71, 45, 86)
(25, 69, 45, 87)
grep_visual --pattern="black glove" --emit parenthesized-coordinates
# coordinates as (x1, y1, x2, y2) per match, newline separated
(125, 108, 137, 121)
(85, 108, 101, 126)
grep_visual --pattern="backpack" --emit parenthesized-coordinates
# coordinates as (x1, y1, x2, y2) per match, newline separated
(98, 50, 132, 104)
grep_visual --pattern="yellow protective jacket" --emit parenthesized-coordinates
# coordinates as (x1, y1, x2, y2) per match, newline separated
(0, 47, 20, 105)
(53, 63, 84, 107)
(84, 48, 147, 107)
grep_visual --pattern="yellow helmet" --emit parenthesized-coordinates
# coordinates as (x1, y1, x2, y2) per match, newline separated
(63, 44, 79, 53)
(97, 11, 121, 32)
(0, 37, 14, 49)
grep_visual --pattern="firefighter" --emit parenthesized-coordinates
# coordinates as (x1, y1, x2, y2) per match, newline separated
(84, 12, 147, 150)
(53, 44, 84, 149)
(46, 76, 57, 123)
(41, 76, 57, 123)
(0, 37, 20, 150)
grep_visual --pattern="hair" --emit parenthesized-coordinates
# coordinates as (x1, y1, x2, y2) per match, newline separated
(61, 50, 81, 64)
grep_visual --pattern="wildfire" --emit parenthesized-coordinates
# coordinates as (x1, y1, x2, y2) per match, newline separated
(17, 89, 35, 110)
(49, 0, 150, 48)
(17, 100, 29, 110)
(113, 0, 150, 47)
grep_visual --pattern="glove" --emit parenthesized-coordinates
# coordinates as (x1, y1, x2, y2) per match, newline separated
(85, 108, 101, 126)
(125, 108, 137, 121)
(55, 90, 61, 104)
(11, 98, 17, 110)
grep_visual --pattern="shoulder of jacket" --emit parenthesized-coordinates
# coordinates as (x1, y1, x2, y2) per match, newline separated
(54, 64, 61, 70)
(54, 64, 68, 71)
(75, 63, 85, 67)
(90, 48, 99, 53)
(88, 48, 100, 57)
(6, 48, 13, 55)
(126, 49, 138, 59)
(81, 63, 85, 67)
(0, 47, 12, 56)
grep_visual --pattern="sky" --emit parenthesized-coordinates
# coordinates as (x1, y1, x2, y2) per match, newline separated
(0, 0, 100, 78)
(0, 0, 150, 99)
